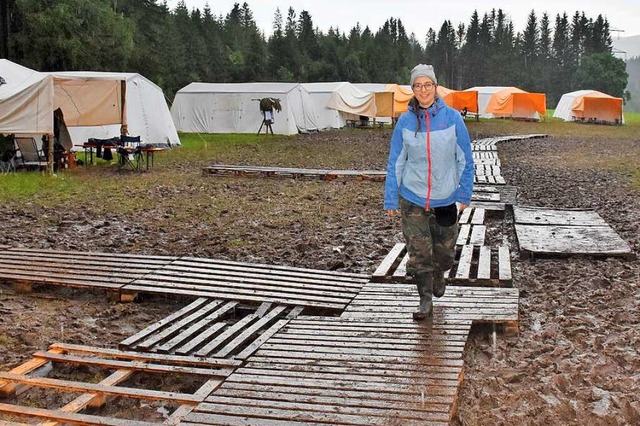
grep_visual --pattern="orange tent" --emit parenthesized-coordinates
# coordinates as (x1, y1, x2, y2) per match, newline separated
(484, 87, 546, 120)
(436, 86, 479, 114)
(553, 90, 623, 123)
(385, 84, 413, 117)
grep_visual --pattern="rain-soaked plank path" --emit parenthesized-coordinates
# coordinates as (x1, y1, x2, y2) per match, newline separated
(183, 284, 518, 425)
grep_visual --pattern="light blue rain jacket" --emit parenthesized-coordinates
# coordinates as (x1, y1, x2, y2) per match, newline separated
(384, 97, 474, 210)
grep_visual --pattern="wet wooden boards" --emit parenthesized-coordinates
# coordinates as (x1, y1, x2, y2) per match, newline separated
(514, 206, 633, 258)
(120, 297, 304, 360)
(203, 164, 386, 182)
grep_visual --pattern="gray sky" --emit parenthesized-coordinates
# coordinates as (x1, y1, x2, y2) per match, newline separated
(165, 0, 639, 43)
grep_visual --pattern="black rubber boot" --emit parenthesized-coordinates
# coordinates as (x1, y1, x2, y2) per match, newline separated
(412, 272, 433, 320)
(433, 270, 446, 298)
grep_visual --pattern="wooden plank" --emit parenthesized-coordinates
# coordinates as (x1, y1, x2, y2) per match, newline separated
(158, 260, 367, 289)
(371, 243, 405, 280)
(456, 224, 471, 246)
(155, 301, 238, 354)
(0, 373, 201, 404)
(48, 343, 241, 368)
(164, 378, 226, 426)
(477, 246, 492, 280)
(215, 305, 287, 357)
(194, 314, 259, 357)
(119, 298, 211, 347)
(469, 225, 486, 245)
(0, 403, 158, 426)
(454, 245, 473, 280)
(513, 206, 609, 226)
(234, 319, 290, 361)
(173, 323, 227, 356)
(515, 224, 632, 256)
(498, 246, 512, 281)
(40, 369, 134, 426)
(121, 284, 348, 311)
(392, 253, 410, 278)
(31, 352, 230, 377)
(471, 208, 485, 225)
(0, 347, 63, 396)
(135, 300, 227, 350)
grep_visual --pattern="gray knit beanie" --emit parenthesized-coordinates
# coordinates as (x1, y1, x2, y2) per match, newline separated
(410, 64, 437, 86)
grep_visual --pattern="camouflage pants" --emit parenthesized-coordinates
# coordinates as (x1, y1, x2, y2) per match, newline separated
(400, 197, 458, 276)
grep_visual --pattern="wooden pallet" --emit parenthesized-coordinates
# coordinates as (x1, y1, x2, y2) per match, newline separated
(120, 297, 304, 360)
(475, 164, 502, 177)
(446, 245, 512, 286)
(473, 175, 505, 185)
(342, 282, 519, 326)
(203, 164, 386, 182)
(183, 316, 473, 426)
(122, 257, 368, 312)
(514, 206, 634, 259)
(0, 343, 239, 425)
(472, 151, 499, 159)
(0, 248, 177, 299)
(373, 243, 512, 287)
(458, 207, 486, 225)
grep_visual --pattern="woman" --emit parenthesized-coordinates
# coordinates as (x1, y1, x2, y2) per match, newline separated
(384, 64, 474, 320)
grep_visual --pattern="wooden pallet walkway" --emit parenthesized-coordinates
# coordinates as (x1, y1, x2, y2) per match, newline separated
(120, 297, 304, 360)
(373, 243, 512, 287)
(514, 206, 633, 259)
(183, 282, 518, 425)
(183, 316, 473, 426)
(0, 249, 368, 311)
(342, 282, 519, 326)
(122, 257, 369, 312)
(203, 164, 386, 182)
(0, 248, 177, 298)
(0, 343, 240, 425)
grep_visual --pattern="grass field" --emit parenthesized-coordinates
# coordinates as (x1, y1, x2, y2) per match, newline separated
(2, 118, 638, 205)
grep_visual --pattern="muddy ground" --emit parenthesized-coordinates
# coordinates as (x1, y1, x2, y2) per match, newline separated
(0, 128, 638, 424)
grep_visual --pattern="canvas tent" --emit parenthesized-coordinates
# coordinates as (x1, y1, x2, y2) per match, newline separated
(467, 86, 546, 120)
(0, 60, 179, 147)
(350, 84, 395, 119)
(385, 84, 413, 117)
(553, 90, 623, 123)
(49, 71, 180, 147)
(0, 59, 54, 134)
(301, 82, 369, 129)
(171, 82, 319, 135)
(437, 86, 479, 115)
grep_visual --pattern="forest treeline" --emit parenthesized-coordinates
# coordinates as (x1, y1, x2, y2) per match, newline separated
(0, 0, 630, 106)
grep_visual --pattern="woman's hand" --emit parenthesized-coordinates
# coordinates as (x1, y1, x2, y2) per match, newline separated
(458, 203, 468, 211)
(385, 209, 397, 217)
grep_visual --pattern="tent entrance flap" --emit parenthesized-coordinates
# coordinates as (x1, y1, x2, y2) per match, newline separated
(53, 78, 122, 126)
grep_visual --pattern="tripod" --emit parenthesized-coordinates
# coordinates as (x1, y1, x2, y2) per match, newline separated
(257, 109, 274, 135)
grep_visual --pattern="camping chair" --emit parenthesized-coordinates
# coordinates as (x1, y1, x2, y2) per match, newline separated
(0, 134, 17, 173)
(117, 135, 142, 171)
(14, 137, 48, 171)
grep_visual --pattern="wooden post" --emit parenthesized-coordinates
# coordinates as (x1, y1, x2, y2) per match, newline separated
(47, 133, 54, 175)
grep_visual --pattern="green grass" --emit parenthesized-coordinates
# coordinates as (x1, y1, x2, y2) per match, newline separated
(2, 120, 638, 209)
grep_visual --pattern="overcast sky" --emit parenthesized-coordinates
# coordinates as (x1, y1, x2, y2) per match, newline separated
(165, 0, 639, 43)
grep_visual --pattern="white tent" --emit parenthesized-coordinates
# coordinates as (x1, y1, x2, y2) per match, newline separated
(0, 59, 54, 134)
(465, 86, 508, 119)
(553, 90, 624, 123)
(49, 71, 180, 146)
(301, 82, 376, 129)
(171, 82, 320, 135)
(0, 60, 179, 146)
(350, 83, 395, 122)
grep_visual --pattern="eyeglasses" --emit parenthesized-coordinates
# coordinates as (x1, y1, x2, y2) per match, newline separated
(412, 82, 436, 91)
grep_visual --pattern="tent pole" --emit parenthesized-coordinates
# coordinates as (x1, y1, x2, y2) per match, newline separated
(47, 133, 54, 176)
